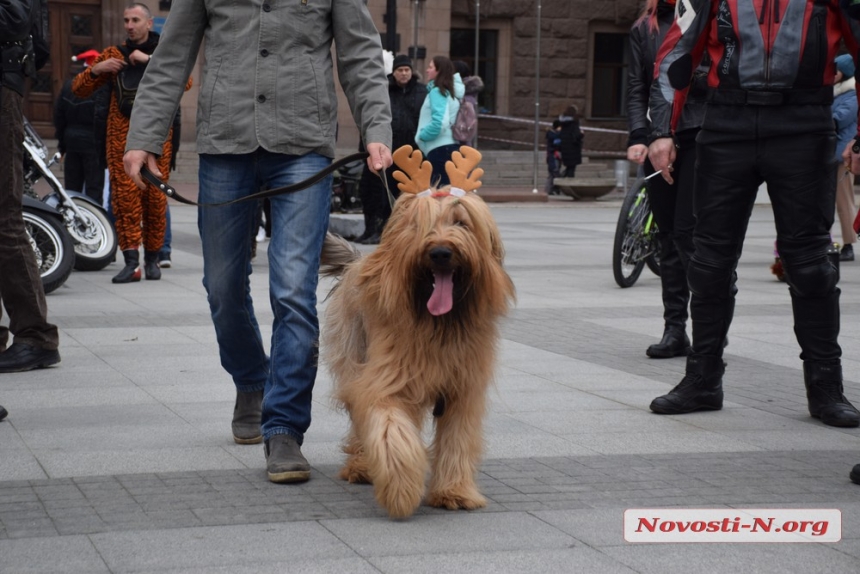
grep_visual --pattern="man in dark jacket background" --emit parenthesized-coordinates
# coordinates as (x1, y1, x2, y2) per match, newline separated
(355, 54, 426, 244)
(54, 52, 106, 204)
(557, 105, 583, 178)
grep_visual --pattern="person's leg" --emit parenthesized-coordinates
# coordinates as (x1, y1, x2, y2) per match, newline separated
(63, 151, 85, 193)
(380, 165, 400, 227)
(0, 87, 59, 371)
(645, 156, 690, 358)
(650, 136, 760, 414)
(258, 151, 331, 444)
(82, 151, 105, 204)
(356, 166, 384, 242)
(258, 151, 331, 483)
(426, 144, 459, 187)
(140, 154, 169, 280)
(159, 205, 172, 267)
(198, 152, 269, 393)
(765, 134, 858, 427)
(672, 129, 699, 268)
(198, 152, 270, 445)
(110, 157, 146, 283)
(835, 166, 857, 260)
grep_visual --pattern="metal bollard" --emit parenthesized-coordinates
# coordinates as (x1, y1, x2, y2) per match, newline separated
(614, 159, 629, 190)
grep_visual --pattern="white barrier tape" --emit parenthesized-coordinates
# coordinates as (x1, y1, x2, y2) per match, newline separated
(478, 114, 627, 135)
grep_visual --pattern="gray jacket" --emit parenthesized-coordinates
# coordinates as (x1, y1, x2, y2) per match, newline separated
(126, 0, 392, 157)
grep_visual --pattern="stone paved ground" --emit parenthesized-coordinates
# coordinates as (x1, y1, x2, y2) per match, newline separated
(2, 196, 860, 572)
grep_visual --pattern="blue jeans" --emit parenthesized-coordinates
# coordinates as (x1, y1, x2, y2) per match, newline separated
(198, 150, 331, 443)
(426, 144, 459, 187)
(160, 205, 171, 257)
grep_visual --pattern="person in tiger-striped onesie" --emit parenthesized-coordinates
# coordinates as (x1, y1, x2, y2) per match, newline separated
(73, 3, 190, 283)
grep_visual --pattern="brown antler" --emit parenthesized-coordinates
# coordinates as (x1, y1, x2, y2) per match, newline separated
(445, 146, 483, 192)
(392, 145, 433, 194)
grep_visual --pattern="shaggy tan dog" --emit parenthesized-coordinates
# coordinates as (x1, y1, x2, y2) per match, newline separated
(321, 146, 515, 518)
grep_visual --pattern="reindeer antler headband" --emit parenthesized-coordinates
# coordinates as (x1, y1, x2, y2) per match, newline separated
(392, 145, 483, 197)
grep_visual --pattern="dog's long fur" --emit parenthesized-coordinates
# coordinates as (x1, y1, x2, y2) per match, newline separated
(321, 184, 515, 518)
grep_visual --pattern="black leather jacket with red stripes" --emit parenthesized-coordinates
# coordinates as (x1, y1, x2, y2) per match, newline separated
(650, 0, 860, 142)
(627, 0, 706, 147)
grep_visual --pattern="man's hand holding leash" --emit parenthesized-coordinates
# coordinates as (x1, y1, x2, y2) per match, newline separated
(123, 150, 161, 190)
(366, 142, 393, 173)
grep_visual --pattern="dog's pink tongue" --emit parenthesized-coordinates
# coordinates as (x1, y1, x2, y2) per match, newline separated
(428, 270, 454, 316)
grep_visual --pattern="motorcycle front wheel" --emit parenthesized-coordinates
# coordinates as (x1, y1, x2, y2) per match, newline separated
(23, 210, 75, 294)
(63, 198, 117, 271)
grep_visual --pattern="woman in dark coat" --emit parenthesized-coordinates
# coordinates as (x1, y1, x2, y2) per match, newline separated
(557, 105, 583, 177)
(626, 0, 706, 358)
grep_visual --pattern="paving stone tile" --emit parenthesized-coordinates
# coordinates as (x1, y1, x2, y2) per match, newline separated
(91, 523, 356, 571)
(321, 512, 576, 557)
(370, 547, 638, 574)
(0, 535, 110, 573)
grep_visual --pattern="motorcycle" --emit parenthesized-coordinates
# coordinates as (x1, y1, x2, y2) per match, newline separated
(22, 195, 75, 294)
(330, 158, 364, 213)
(23, 117, 117, 271)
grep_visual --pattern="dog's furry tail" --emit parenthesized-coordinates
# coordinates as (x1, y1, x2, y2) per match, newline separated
(320, 232, 362, 278)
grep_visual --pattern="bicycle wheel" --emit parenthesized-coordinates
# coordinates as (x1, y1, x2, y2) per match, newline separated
(645, 251, 661, 277)
(612, 177, 658, 288)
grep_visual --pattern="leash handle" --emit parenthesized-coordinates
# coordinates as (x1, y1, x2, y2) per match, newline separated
(139, 166, 194, 205)
(141, 152, 371, 207)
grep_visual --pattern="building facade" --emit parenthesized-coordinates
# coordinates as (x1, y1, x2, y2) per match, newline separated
(30, 0, 642, 153)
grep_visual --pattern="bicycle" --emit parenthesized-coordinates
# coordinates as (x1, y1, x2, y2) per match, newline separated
(612, 174, 661, 288)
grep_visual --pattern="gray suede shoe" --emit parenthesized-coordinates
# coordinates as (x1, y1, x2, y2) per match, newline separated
(265, 435, 311, 483)
(232, 390, 263, 444)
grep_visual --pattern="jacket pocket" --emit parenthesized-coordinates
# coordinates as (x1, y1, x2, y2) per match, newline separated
(198, 57, 222, 138)
(277, 54, 332, 148)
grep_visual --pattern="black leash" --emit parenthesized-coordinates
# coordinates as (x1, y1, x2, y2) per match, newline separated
(140, 151, 370, 207)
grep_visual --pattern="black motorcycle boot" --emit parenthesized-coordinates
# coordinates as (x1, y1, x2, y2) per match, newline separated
(144, 251, 161, 280)
(804, 361, 860, 427)
(112, 250, 141, 283)
(787, 289, 857, 426)
(650, 354, 725, 414)
(790, 289, 841, 364)
(647, 237, 691, 358)
(647, 328, 691, 359)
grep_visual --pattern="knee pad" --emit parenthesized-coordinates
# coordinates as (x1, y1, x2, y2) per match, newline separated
(784, 257, 838, 298)
(687, 258, 735, 299)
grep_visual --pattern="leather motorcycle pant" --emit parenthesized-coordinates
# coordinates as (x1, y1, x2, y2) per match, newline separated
(688, 131, 840, 361)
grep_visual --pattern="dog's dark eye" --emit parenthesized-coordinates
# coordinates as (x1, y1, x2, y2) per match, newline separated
(454, 220, 469, 229)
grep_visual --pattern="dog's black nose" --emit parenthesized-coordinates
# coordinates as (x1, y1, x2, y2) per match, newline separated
(429, 247, 452, 265)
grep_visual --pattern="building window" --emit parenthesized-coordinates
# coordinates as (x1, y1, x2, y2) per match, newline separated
(591, 32, 629, 119)
(70, 14, 92, 36)
(450, 28, 498, 114)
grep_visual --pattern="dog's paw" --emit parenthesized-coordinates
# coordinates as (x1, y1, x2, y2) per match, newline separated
(425, 487, 487, 511)
(377, 480, 423, 519)
(338, 460, 372, 484)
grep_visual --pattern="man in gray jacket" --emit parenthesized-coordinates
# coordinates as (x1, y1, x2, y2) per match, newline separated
(123, 0, 392, 484)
